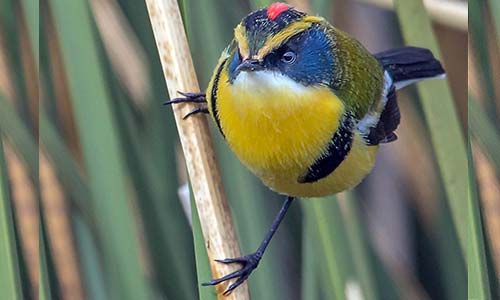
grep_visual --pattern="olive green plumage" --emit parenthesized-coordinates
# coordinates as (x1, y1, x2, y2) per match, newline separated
(322, 22, 385, 120)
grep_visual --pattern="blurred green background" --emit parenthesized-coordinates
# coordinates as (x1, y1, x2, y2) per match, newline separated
(0, 0, 498, 299)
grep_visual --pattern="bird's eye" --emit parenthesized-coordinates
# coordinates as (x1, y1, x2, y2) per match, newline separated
(281, 51, 296, 64)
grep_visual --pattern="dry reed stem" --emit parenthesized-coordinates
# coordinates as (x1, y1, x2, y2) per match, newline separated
(144, 0, 249, 298)
(40, 152, 84, 300)
(473, 144, 500, 286)
(357, 0, 467, 31)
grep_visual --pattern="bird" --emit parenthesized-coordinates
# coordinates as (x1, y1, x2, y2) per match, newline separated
(164, 2, 445, 295)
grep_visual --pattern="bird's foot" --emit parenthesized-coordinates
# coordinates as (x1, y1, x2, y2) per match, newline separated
(163, 91, 206, 105)
(202, 252, 262, 295)
(163, 91, 209, 119)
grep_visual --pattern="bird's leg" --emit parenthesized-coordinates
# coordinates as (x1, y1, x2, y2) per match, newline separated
(202, 196, 295, 295)
(163, 91, 206, 105)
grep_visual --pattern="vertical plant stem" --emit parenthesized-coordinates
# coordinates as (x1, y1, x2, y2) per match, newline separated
(470, 0, 499, 122)
(191, 185, 216, 300)
(0, 138, 23, 300)
(301, 206, 322, 300)
(112, 86, 196, 299)
(339, 193, 379, 300)
(40, 154, 84, 300)
(473, 146, 500, 288)
(48, 0, 151, 299)
(0, 94, 37, 178)
(39, 113, 92, 221)
(39, 220, 53, 300)
(73, 215, 107, 300)
(469, 97, 500, 173)
(19, 0, 38, 67)
(489, 0, 500, 47)
(306, 197, 353, 300)
(468, 144, 492, 300)
(394, 0, 467, 253)
(144, 0, 248, 298)
(4, 144, 38, 296)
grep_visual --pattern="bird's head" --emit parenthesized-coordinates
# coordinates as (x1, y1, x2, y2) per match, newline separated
(227, 3, 337, 91)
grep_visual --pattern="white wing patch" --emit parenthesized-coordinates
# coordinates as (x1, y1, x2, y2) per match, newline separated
(394, 73, 446, 90)
(357, 71, 393, 136)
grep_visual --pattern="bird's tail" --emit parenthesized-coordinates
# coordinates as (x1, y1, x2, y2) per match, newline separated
(374, 46, 445, 90)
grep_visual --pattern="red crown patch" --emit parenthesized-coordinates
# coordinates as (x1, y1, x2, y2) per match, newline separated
(267, 2, 290, 21)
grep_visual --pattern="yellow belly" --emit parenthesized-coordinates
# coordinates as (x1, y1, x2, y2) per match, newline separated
(213, 70, 378, 197)
(262, 133, 378, 197)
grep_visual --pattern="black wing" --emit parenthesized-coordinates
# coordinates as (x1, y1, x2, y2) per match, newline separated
(365, 85, 400, 145)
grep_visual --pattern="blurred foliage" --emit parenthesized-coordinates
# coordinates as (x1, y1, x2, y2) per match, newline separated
(0, 0, 497, 300)
(468, 143, 492, 299)
(394, 0, 467, 251)
(0, 137, 23, 300)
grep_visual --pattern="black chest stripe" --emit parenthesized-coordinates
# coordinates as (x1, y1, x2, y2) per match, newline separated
(298, 115, 355, 183)
(211, 59, 227, 138)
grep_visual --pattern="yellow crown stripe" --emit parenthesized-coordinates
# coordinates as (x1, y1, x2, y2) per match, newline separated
(234, 24, 249, 58)
(256, 16, 325, 59)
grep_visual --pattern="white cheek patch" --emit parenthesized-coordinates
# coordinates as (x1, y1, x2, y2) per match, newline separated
(232, 71, 307, 95)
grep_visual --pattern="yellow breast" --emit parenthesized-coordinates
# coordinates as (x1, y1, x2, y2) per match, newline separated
(210, 68, 378, 197)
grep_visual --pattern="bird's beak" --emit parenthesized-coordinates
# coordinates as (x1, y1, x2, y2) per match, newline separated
(235, 58, 264, 74)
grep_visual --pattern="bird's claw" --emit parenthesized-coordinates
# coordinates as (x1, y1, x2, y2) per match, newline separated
(182, 107, 209, 119)
(177, 91, 205, 98)
(202, 253, 262, 295)
(163, 91, 206, 105)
